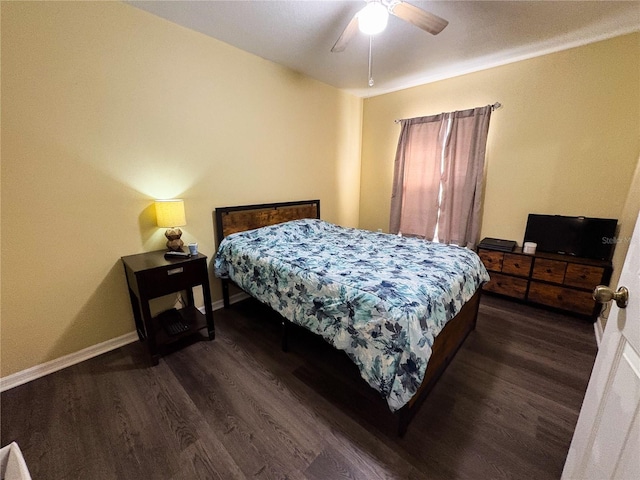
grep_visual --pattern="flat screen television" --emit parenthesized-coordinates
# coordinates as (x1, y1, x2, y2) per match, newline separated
(523, 214, 617, 261)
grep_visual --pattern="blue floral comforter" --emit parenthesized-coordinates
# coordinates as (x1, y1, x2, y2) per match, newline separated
(214, 219, 489, 411)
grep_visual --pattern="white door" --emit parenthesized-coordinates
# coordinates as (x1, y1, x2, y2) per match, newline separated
(562, 212, 640, 480)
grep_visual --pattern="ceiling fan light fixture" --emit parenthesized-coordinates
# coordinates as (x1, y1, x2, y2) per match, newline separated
(358, 2, 389, 35)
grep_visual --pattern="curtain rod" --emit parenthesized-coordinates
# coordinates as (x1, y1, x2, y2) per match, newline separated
(394, 102, 502, 124)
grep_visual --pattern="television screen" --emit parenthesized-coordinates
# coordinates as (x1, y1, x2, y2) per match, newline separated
(524, 214, 617, 261)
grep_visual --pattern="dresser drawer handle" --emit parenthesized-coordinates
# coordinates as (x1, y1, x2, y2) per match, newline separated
(167, 267, 183, 276)
(546, 269, 552, 273)
(514, 263, 520, 268)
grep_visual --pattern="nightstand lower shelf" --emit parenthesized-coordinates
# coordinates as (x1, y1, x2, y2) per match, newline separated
(153, 306, 209, 340)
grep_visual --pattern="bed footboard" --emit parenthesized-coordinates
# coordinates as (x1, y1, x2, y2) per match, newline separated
(396, 288, 481, 436)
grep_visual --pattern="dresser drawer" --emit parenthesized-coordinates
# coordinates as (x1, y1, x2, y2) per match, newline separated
(483, 272, 528, 299)
(502, 253, 532, 278)
(532, 258, 567, 284)
(528, 282, 595, 316)
(564, 263, 605, 290)
(478, 250, 504, 272)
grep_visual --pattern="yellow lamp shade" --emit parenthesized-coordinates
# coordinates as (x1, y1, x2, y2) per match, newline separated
(155, 199, 186, 227)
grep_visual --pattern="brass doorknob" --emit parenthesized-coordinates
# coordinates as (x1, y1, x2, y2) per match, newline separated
(592, 285, 629, 308)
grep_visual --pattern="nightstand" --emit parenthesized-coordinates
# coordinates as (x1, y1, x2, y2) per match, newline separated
(121, 250, 215, 365)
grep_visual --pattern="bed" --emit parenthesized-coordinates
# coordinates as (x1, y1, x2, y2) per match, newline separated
(214, 199, 489, 435)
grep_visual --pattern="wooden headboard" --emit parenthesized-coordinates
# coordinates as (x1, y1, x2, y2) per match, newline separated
(214, 199, 320, 246)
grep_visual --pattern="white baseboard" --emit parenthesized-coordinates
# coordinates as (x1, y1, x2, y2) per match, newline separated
(0, 292, 250, 393)
(210, 292, 249, 312)
(0, 331, 139, 392)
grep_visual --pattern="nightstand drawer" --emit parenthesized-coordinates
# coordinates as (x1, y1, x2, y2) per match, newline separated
(532, 259, 567, 284)
(478, 250, 504, 272)
(502, 253, 532, 277)
(528, 282, 595, 316)
(564, 264, 605, 290)
(136, 259, 207, 298)
(483, 272, 528, 299)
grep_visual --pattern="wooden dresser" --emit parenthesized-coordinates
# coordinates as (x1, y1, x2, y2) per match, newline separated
(478, 246, 612, 319)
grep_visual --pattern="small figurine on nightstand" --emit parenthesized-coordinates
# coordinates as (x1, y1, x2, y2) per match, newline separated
(164, 228, 184, 251)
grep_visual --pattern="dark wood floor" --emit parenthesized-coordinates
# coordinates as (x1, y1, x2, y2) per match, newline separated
(1, 295, 597, 480)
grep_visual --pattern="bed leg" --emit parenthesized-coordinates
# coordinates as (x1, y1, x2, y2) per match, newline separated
(470, 290, 481, 330)
(396, 407, 411, 437)
(281, 319, 289, 352)
(398, 419, 408, 437)
(222, 280, 230, 308)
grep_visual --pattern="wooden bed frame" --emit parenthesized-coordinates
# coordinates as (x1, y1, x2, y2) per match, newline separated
(214, 199, 481, 436)
(215, 200, 321, 309)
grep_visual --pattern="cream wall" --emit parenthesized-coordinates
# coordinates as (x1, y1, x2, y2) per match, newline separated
(1, 2, 362, 377)
(610, 156, 640, 291)
(359, 34, 640, 261)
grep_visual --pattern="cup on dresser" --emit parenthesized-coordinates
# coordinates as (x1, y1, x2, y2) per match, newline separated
(188, 243, 198, 256)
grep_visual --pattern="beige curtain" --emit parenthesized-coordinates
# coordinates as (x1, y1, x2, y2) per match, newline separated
(389, 105, 492, 248)
(390, 114, 447, 239)
(438, 105, 492, 247)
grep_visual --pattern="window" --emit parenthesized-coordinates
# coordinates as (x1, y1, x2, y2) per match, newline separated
(390, 105, 493, 248)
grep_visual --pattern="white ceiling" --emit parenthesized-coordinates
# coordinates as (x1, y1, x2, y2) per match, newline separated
(128, 0, 640, 97)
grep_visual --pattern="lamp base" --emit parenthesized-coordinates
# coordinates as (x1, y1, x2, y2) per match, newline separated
(165, 228, 184, 251)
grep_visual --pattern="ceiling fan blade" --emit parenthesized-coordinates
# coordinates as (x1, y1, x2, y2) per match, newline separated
(331, 14, 359, 52)
(389, 1, 448, 35)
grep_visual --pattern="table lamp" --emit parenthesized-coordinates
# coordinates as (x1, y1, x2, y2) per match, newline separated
(155, 199, 186, 251)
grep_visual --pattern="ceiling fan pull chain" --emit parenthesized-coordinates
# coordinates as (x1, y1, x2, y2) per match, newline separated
(368, 35, 374, 87)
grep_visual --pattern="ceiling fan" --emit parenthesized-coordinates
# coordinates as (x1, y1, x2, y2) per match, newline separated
(331, 0, 449, 53)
